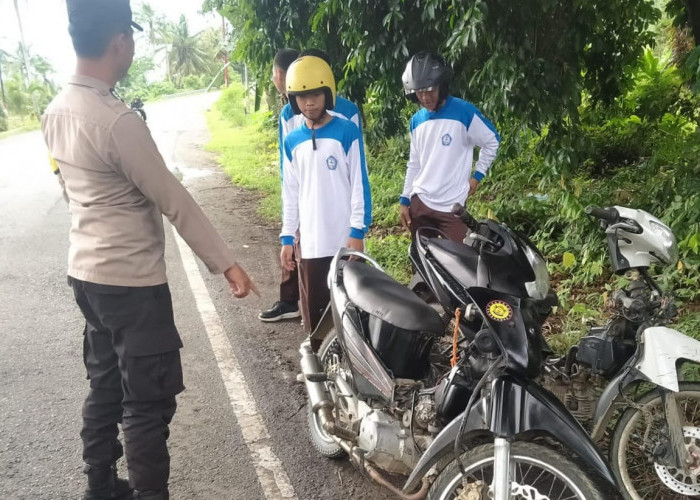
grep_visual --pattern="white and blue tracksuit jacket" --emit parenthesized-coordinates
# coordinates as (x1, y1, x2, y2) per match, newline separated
(280, 116, 372, 259)
(400, 96, 501, 212)
(279, 96, 362, 177)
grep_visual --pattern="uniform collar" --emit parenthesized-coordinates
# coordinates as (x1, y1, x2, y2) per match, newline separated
(68, 74, 113, 92)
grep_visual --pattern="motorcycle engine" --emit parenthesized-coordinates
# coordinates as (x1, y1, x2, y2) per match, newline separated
(355, 384, 436, 475)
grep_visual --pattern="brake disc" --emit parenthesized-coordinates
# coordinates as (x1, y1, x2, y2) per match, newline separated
(653, 426, 700, 496)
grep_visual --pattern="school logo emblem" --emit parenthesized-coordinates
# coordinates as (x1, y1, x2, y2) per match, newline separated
(441, 133, 452, 146)
(326, 155, 338, 170)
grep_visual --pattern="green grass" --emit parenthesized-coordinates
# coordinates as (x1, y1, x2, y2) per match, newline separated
(205, 108, 281, 221)
(0, 118, 41, 139)
(206, 94, 699, 354)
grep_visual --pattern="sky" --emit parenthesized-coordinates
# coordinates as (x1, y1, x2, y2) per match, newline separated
(0, 0, 221, 84)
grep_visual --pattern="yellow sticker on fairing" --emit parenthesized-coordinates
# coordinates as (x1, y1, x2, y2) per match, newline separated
(486, 300, 513, 321)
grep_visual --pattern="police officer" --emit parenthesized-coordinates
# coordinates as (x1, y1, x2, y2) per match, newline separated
(41, 1, 258, 499)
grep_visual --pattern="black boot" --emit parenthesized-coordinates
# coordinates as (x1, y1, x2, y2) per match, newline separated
(83, 463, 132, 500)
(133, 490, 169, 500)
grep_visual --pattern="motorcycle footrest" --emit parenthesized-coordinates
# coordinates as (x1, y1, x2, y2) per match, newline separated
(302, 372, 329, 383)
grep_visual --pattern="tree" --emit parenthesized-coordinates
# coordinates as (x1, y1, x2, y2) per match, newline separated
(206, 0, 660, 160)
(161, 15, 212, 86)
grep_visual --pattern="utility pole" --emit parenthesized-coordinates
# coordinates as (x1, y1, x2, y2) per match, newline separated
(221, 14, 229, 87)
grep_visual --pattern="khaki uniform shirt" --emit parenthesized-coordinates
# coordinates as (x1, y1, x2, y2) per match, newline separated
(42, 75, 236, 286)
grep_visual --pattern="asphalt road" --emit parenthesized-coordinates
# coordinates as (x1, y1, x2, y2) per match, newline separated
(0, 92, 391, 499)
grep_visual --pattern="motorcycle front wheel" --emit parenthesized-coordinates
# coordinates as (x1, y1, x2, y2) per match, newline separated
(428, 442, 605, 500)
(306, 331, 346, 459)
(610, 381, 700, 499)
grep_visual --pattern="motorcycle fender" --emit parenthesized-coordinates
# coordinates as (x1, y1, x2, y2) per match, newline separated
(402, 376, 616, 493)
(635, 326, 700, 392)
(489, 377, 616, 487)
(590, 365, 648, 442)
(309, 303, 333, 352)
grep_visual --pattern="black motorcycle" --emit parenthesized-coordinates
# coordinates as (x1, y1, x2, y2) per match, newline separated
(411, 204, 700, 499)
(299, 231, 618, 498)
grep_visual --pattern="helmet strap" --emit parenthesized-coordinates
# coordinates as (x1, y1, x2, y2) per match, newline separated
(310, 110, 328, 151)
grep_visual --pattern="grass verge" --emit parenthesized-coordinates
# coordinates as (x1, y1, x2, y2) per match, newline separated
(205, 108, 281, 221)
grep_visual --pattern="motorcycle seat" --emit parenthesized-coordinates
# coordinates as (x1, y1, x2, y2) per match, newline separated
(427, 238, 480, 288)
(342, 261, 444, 335)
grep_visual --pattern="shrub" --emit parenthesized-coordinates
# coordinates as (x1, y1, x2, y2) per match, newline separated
(215, 79, 247, 127)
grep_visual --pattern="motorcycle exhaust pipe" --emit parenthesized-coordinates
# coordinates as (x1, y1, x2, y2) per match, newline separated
(299, 341, 333, 412)
(299, 341, 358, 442)
(334, 439, 430, 500)
(365, 462, 430, 500)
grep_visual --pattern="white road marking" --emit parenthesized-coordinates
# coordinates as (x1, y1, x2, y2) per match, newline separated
(174, 232, 297, 499)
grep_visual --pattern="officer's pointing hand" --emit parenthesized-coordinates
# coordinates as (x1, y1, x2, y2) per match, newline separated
(224, 264, 260, 298)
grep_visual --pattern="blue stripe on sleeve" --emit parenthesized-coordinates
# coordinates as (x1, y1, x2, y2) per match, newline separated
(473, 171, 485, 181)
(350, 227, 365, 239)
(280, 235, 294, 246)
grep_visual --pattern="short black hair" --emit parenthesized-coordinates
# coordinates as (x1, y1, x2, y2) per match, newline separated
(299, 48, 330, 66)
(273, 48, 299, 71)
(70, 23, 127, 58)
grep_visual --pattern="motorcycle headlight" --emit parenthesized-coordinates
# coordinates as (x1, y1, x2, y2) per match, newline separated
(649, 220, 678, 265)
(524, 245, 549, 300)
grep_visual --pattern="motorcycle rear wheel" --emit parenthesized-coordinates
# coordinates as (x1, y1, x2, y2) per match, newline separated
(306, 331, 346, 459)
(428, 442, 605, 500)
(610, 381, 700, 499)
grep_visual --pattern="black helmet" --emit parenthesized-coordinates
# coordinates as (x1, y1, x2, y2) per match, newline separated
(402, 51, 453, 103)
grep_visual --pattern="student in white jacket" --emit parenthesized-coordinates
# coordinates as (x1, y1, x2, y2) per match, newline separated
(260, 48, 365, 323)
(399, 51, 500, 243)
(279, 55, 371, 333)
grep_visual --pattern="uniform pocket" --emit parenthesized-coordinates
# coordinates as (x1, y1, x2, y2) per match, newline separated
(122, 349, 185, 402)
(90, 284, 183, 358)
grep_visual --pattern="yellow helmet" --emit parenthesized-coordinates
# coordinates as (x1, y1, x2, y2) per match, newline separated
(286, 55, 336, 115)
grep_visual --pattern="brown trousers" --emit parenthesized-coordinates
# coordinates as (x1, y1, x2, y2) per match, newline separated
(409, 194, 467, 243)
(279, 247, 300, 303)
(298, 256, 333, 334)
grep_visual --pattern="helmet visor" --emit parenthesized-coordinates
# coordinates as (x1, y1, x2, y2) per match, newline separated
(404, 86, 436, 95)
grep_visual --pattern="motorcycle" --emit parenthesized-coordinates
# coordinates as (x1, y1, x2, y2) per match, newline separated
(298, 243, 618, 499)
(410, 203, 700, 499)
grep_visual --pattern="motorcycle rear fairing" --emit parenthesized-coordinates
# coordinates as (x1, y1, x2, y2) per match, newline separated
(402, 375, 617, 493)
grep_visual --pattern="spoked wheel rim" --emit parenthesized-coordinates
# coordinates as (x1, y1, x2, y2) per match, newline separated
(435, 453, 588, 500)
(616, 391, 700, 499)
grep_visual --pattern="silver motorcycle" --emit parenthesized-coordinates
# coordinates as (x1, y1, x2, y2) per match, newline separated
(540, 205, 700, 499)
(298, 245, 618, 499)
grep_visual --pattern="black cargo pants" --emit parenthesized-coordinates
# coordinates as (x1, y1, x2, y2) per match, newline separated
(69, 277, 185, 492)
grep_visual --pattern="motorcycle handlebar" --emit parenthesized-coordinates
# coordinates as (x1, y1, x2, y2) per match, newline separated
(451, 203, 479, 231)
(584, 205, 619, 223)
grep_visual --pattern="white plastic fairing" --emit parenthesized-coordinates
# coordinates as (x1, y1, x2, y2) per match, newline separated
(613, 206, 678, 268)
(636, 327, 700, 392)
(523, 244, 549, 300)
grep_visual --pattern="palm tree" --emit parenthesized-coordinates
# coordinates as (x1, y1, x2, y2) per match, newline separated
(161, 15, 211, 87)
(12, 0, 38, 116)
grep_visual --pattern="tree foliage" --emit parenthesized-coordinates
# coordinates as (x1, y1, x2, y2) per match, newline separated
(205, 0, 662, 155)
